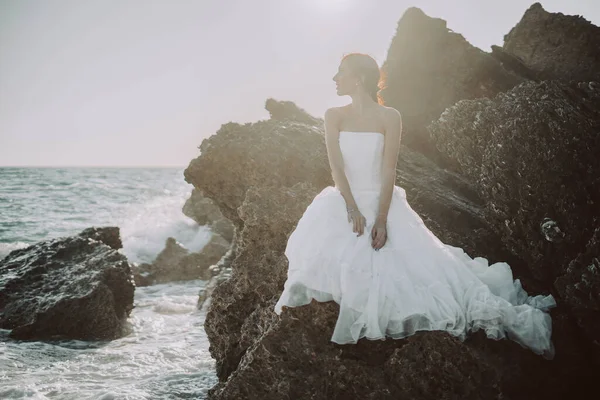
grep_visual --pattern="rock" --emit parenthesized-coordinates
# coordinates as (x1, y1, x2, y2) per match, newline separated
(202, 182, 317, 381)
(555, 227, 600, 361)
(154, 237, 189, 271)
(265, 98, 322, 126)
(177, 234, 230, 281)
(131, 234, 231, 286)
(208, 299, 503, 400)
(183, 97, 594, 398)
(182, 188, 223, 226)
(503, 3, 600, 82)
(379, 7, 523, 164)
(183, 120, 331, 228)
(79, 226, 123, 250)
(0, 227, 134, 341)
(186, 6, 600, 398)
(182, 188, 235, 242)
(210, 218, 235, 243)
(489, 45, 542, 81)
(197, 233, 238, 312)
(131, 262, 154, 287)
(428, 80, 600, 366)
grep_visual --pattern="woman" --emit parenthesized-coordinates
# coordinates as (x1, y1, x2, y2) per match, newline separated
(273, 52, 556, 360)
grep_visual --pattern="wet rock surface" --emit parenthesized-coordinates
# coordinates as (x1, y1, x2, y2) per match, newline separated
(131, 233, 230, 287)
(0, 227, 135, 341)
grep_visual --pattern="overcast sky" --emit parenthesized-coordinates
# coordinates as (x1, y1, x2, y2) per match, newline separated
(1, 0, 598, 167)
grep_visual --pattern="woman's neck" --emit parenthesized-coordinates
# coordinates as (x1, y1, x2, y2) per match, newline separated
(349, 91, 377, 115)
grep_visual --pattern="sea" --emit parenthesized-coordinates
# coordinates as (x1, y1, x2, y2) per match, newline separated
(0, 167, 218, 399)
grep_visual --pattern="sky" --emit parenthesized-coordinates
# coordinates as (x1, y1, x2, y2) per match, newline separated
(1, 0, 599, 167)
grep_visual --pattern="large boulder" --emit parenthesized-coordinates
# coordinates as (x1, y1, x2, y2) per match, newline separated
(503, 3, 600, 83)
(0, 227, 135, 341)
(429, 79, 600, 364)
(184, 97, 594, 398)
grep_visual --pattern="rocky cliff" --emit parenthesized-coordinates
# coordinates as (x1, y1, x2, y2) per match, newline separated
(379, 7, 524, 165)
(186, 4, 600, 399)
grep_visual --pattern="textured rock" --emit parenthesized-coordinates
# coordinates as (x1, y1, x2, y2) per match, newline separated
(489, 45, 542, 81)
(79, 226, 123, 250)
(131, 234, 230, 286)
(429, 80, 600, 362)
(0, 227, 134, 340)
(183, 97, 596, 399)
(183, 120, 330, 228)
(503, 3, 600, 83)
(208, 299, 503, 400)
(201, 181, 319, 381)
(555, 227, 600, 361)
(197, 235, 237, 312)
(189, 6, 600, 398)
(154, 237, 189, 269)
(265, 98, 322, 126)
(379, 7, 523, 163)
(182, 188, 235, 242)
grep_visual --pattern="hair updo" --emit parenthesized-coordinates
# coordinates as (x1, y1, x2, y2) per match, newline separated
(341, 52, 384, 105)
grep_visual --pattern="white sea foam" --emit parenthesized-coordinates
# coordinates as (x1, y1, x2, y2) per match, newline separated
(0, 167, 219, 398)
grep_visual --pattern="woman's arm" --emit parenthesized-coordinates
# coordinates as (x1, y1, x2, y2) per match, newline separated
(376, 108, 403, 221)
(324, 107, 358, 212)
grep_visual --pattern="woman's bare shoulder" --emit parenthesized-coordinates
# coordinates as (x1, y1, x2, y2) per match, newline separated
(324, 106, 351, 128)
(324, 105, 350, 118)
(378, 104, 401, 116)
(379, 105, 402, 125)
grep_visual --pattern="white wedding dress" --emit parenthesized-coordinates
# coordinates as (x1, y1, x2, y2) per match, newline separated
(274, 131, 556, 359)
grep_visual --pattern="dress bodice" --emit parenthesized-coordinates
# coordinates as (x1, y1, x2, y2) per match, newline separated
(338, 131, 385, 192)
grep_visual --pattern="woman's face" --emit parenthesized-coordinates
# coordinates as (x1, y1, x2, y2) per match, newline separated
(332, 59, 360, 96)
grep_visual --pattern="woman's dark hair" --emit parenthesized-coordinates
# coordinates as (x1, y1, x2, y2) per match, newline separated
(341, 52, 384, 105)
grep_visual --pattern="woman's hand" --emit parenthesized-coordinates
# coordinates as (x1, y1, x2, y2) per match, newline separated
(347, 207, 366, 236)
(371, 216, 388, 250)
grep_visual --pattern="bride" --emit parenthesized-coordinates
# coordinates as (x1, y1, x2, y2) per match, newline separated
(273, 52, 556, 360)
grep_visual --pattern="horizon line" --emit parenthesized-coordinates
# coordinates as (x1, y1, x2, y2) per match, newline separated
(0, 165, 188, 168)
